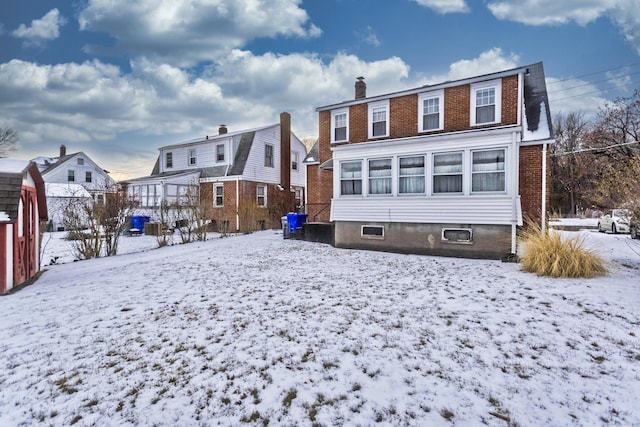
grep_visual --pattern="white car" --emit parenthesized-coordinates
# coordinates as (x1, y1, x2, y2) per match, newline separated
(598, 209, 631, 234)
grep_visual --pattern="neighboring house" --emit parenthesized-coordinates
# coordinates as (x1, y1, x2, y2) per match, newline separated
(0, 159, 48, 294)
(45, 183, 93, 232)
(306, 63, 554, 259)
(124, 112, 307, 231)
(32, 145, 117, 204)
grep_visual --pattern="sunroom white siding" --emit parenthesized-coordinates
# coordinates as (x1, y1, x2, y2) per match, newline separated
(331, 126, 522, 225)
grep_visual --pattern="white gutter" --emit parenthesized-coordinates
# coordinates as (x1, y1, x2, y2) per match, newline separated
(511, 131, 519, 255)
(541, 142, 548, 233)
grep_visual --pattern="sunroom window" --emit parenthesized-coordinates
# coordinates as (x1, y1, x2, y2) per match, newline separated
(398, 156, 425, 194)
(472, 149, 505, 192)
(433, 152, 463, 193)
(368, 158, 392, 195)
(340, 161, 362, 195)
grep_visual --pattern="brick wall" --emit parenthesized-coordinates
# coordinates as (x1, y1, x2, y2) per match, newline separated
(519, 144, 550, 223)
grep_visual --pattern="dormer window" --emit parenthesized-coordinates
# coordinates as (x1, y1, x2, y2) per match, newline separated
(471, 80, 502, 126)
(188, 148, 196, 166)
(216, 144, 225, 162)
(166, 152, 173, 168)
(331, 109, 349, 143)
(368, 101, 389, 138)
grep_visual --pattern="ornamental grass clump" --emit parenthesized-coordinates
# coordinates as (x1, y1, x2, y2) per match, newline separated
(519, 223, 607, 278)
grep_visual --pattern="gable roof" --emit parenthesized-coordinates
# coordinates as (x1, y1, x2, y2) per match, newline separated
(0, 160, 48, 223)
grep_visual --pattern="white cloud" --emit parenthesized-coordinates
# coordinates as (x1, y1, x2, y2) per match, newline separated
(546, 77, 607, 119)
(78, 0, 321, 67)
(12, 8, 67, 44)
(356, 26, 381, 47)
(0, 52, 410, 179)
(412, 0, 469, 14)
(419, 48, 520, 84)
(486, 0, 640, 55)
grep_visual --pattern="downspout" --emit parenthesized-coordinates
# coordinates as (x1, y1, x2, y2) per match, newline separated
(512, 131, 519, 255)
(541, 142, 548, 233)
(235, 177, 240, 231)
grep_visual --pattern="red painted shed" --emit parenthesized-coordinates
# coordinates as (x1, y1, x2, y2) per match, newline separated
(1, 160, 48, 294)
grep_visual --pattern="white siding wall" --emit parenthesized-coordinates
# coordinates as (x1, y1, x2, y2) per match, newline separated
(43, 154, 114, 192)
(290, 134, 306, 187)
(160, 137, 234, 173)
(242, 126, 280, 183)
(331, 127, 520, 225)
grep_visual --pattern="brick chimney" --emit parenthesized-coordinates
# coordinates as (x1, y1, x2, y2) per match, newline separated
(59, 144, 66, 157)
(279, 112, 293, 209)
(355, 76, 366, 99)
(218, 124, 228, 135)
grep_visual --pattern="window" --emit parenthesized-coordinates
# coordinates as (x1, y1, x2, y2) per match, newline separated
(85, 171, 92, 183)
(77, 158, 84, 165)
(265, 144, 274, 167)
(368, 101, 389, 138)
(471, 80, 501, 126)
(433, 152, 463, 193)
(361, 225, 384, 240)
(257, 185, 267, 207)
(216, 144, 225, 162)
(68, 170, 75, 182)
(294, 188, 302, 207)
(292, 152, 299, 171)
(96, 194, 104, 204)
(340, 161, 362, 195)
(189, 148, 196, 165)
(399, 156, 425, 194)
(368, 158, 392, 195)
(332, 109, 348, 142)
(214, 184, 224, 207)
(472, 149, 506, 192)
(419, 91, 444, 132)
(166, 152, 173, 168)
(442, 228, 473, 243)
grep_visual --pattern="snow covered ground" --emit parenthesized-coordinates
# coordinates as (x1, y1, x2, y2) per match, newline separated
(1, 223, 639, 426)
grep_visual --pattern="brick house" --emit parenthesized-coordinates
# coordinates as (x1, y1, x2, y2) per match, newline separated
(305, 63, 553, 259)
(1, 160, 48, 294)
(124, 112, 306, 231)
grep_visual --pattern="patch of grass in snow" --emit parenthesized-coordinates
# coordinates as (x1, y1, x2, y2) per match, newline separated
(53, 372, 81, 394)
(440, 408, 455, 421)
(282, 388, 297, 408)
(69, 415, 83, 425)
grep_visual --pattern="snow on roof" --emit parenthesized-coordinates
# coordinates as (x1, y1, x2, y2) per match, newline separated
(0, 211, 10, 221)
(0, 159, 29, 174)
(45, 183, 92, 198)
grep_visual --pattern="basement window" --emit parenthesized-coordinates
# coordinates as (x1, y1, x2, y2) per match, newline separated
(441, 228, 473, 244)
(361, 225, 384, 240)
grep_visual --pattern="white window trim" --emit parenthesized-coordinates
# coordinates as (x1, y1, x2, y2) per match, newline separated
(470, 147, 507, 194)
(165, 152, 173, 169)
(367, 157, 393, 197)
(339, 160, 364, 197)
(265, 144, 274, 168)
(257, 185, 267, 207)
(292, 151, 299, 171)
(331, 108, 349, 143)
(471, 79, 501, 126)
(216, 144, 225, 163)
(432, 151, 464, 195)
(368, 100, 389, 139)
(214, 184, 224, 207)
(189, 148, 197, 166)
(418, 90, 444, 132)
(398, 155, 427, 196)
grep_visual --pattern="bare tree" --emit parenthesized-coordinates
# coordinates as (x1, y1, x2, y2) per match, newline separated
(0, 127, 18, 158)
(102, 186, 138, 256)
(550, 112, 594, 215)
(588, 89, 640, 161)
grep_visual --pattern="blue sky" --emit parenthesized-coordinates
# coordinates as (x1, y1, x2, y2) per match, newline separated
(1, 0, 639, 180)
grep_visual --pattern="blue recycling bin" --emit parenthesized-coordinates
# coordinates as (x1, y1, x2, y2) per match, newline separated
(286, 213, 308, 233)
(131, 215, 150, 231)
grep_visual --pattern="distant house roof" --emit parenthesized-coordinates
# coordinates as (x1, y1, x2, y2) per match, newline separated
(303, 140, 319, 164)
(0, 159, 48, 223)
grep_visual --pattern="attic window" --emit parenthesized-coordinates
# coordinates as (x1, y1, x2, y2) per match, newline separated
(441, 228, 472, 244)
(361, 225, 384, 240)
(77, 158, 84, 165)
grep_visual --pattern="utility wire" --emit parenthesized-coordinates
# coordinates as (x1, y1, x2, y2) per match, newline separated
(551, 140, 639, 156)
